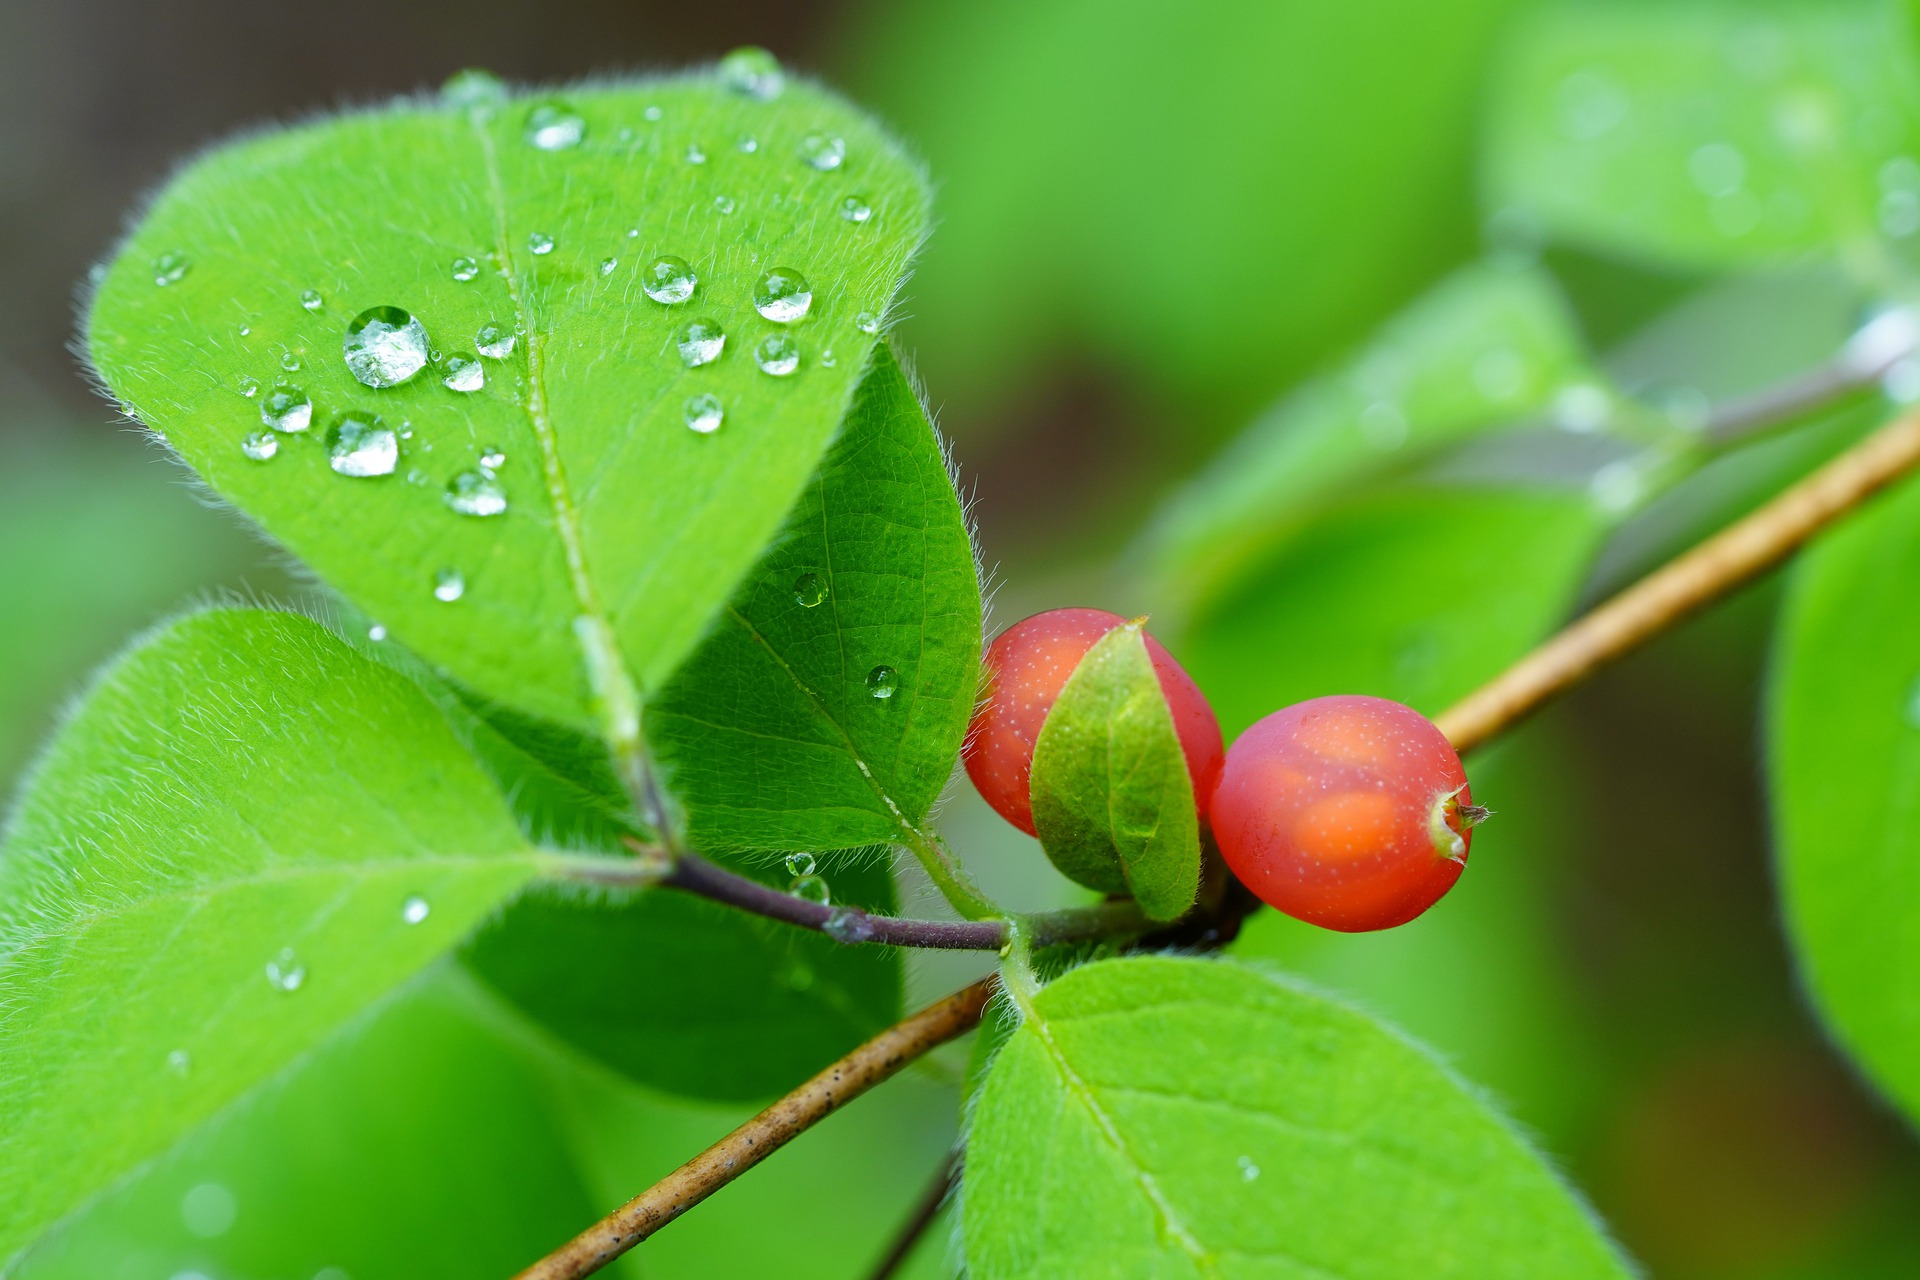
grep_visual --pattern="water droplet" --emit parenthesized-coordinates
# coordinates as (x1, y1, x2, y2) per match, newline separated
(684, 392, 724, 434)
(235, 374, 260, 397)
(599, 256, 619, 277)
(1589, 459, 1643, 513)
(794, 572, 826, 607)
(241, 430, 279, 461)
(1553, 383, 1611, 433)
(442, 68, 507, 110)
(238, 325, 251, 337)
(452, 256, 480, 282)
(261, 382, 312, 433)
(480, 445, 506, 468)
(684, 143, 707, 165)
(866, 665, 899, 699)
(528, 231, 555, 256)
(676, 318, 726, 366)
(785, 852, 817, 877)
(182, 1182, 238, 1238)
(1557, 69, 1628, 139)
(853, 310, 880, 335)
(434, 567, 466, 602)
(822, 907, 869, 944)
(368, 624, 388, 641)
(713, 195, 737, 215)
(442, 353, 485, 393)
(719, 46, 785, 100)
(644, 104, 663, 122)
(525, 101, 585, 150)
(754, 268, 813, 323)
(445, 469, 507, 516)
(476, 322, 517, 358)
(265, 947, 306, 991)
(791, 874, 831, 905)
(819, 348, 838, 369)
(152, 251, 190, 286)
(327, 413, 399, 477)
(643, 255, 697, 304)
(799, 133, 846, 171)
(839, 195, 873, 223)
(300, 288, 323, 311)
(167, 1048, 192, 1075)
(343, 305, 430, 387)
(1237, 1155, 1261, 1182)
(755, 333, 800, 376)
(280, 350, 303, 372)
(1882, 189, 1920, 239)
(736, 135, 759, 154)
(402, 895, 431, 925)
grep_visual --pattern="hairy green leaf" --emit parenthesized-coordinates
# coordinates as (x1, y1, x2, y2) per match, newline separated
(965, 956, 1632, 1278)
(0, 609, 543, 1266)
(1030, 622, 1201, 920)
(1485, 0, 1920, 272)
(463, 852, 901, 1103)
(648, 343, 981, 851)
(86, 73, 931, 739)
(1771, 472, 1920, 1123)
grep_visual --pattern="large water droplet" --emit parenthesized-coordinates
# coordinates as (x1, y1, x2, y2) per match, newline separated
(853, 311, 880, 335)
(452, 256, 481, 282)
(343, 306, 430, 387)
(327, 413, 399, 477)
(445, 469, 507, 516)
(434, 567, 466, 602)
(642, 255, 697, 303)
(676, 318, 726, 366)
(839, 195, 873, 223)
(791, 874, 831, 905)
(755, 333, 800, 376)
(719, 46, 785, 100)
(442, 353, 485, 393)
(799, 133, 846, 171)
(754, 268, 812, 323)
(476, 322, 517, 358)
(299, 288, 323, 311)
(241, 431, 279, 461)
(528, 231, 555, 256)
(526, 101, 585, 151)
(265, 947, 306, 991)
(867, 665, 899, 699)
(684, 392, 724, 434)
(442, 68, 507, 110)
(785, 852, 817, 877)
(152, 251, 190, 286)
(401, 895, 431, 925)
(794, 572, 826, 607)
(261, 382, 312, 433)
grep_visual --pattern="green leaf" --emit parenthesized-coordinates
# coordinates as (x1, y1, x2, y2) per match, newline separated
(1139, 260, 1605, 612)
(1186, 488, 1609, 735)
(1771, 471, 1920, 1123)
(648, 343, 982, 851)
(0, 609, 543, 1266)
(1484, 0, 1920, 273)
(12, 964, 613, 1280)
(463, 852, 902, 1102)
(964, 956, 1632, 1279)
(1029, 621, 1201, 920)
(86, 73, 932, 739)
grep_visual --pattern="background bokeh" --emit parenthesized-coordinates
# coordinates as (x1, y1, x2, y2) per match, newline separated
(6, 1, 1920, 1277)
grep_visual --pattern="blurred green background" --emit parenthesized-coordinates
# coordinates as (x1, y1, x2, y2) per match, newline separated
(7, 0, 1920, 1276)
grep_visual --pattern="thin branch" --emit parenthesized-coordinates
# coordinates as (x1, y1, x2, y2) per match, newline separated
(1702, 308, 1915, 446)
(866, 1149, 960, 1280)
(1437, 406, 1920, 752)
(513, 977, 997, 1280)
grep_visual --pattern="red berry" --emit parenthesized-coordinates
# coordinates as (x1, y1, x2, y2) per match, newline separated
(964, 608, 1225, 837)
(1210, 695, 1476, 933)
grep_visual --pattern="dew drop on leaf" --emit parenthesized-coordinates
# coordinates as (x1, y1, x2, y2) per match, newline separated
(240, 430, 279, 461)
(525, 101, 585, 151)
(713, 195, 737, 215)
(181, 1182, 238, 1239)
(1237, 1155, 1261, 1181)
(476, 322, 517, 359)
(442, 353, 485, 393)
(684, 392, 724, 434)
(853, 310, 880, 335)
(642, 255, 697, 304)
(785, 852, 817, 877)
(676, 318, 726, 367)
(260, 382, 312, 433)
(718, 46, 785, 100)
(368, 624, 388, 642)
(794, 572, 827, 607)
(644, 104, 663, 122)
(799, 133, 846, 171)
(755, 333, 800, 376)
(280, 350, 303, 372)
(434, 567, 466, 602)
(401, 895, 431, 925)
(867, 665, 899, 699)
(684, 143, 707, 165)
(152, 251, 189, 286)
(445, 469, 507, 517)
(451, 256, 480, 282)
(342, 305, 429, 387)
(326, 412, 399, 477)
(839, 195, 873, 223)
(820, 348, 837, 368)
(754, 268, 812, 323)
(479, 444, 506, 469)
(166, 1049, 191, 1076)
(599, 256, 619, 277)
(235, 374, 259, 398)
(442, 68, 507, 110)
(791, 874, 831, 905)
(736, 135, 759, 155)
(528, 231, 555, 256)
(299, 288, 323, 311)
(264, 947, 306, 992)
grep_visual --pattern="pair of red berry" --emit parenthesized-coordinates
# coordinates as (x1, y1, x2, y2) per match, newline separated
(962, 608, 1477, 932)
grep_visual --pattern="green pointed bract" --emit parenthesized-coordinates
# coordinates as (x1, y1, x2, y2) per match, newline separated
(86, 76, 932, 738)
(1029, 621, 1202, 921)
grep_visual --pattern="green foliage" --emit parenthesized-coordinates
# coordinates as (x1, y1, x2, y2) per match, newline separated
(0, 610, 543, 1266)
(1030, 622, 1201, 919)
(1771, 472, 1920, 1124)
(965, 956, 1632, 1278)
(1485, 0, 1920, 275)
(86, 74, 932, 736)
(648, 345, 981, 851)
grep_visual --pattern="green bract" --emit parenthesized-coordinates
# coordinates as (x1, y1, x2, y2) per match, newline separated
(1029, 621, 1202, 921)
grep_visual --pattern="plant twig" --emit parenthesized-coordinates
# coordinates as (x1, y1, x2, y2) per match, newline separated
(866, 1149, 960, 1280)
(512, 977, 998, 1280)
(1437, 406, 1920, 752)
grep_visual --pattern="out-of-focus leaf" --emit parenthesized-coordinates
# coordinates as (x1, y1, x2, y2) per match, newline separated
(1771, 471, 1920, 1124)
(964, 956, 1634, 1278)
(1030, 621, 1200, 919)
(1485, 0, 1920, 273)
